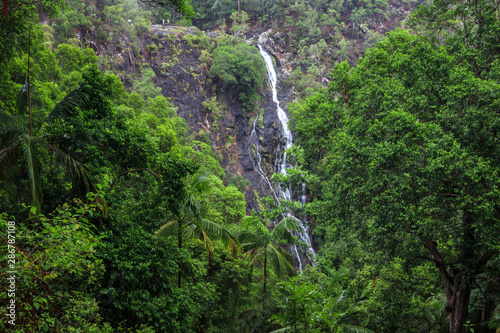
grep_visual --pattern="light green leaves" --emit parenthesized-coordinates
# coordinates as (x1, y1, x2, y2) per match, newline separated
(209, 42, 266, 111)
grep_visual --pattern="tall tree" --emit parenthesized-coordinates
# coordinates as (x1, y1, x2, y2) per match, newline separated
(0, 85, 92, 214)
(238, 212, 298, 331)
(294, 29, 500, 332)
(156, 170, 238, 287)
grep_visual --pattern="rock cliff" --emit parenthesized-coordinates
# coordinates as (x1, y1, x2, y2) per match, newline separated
(92, 24, 288, 210)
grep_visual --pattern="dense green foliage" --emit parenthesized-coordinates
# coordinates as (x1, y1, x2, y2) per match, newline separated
(288, 1, 500, 330)
(1, 0, 500, 332)
(0, 1, 303, 330)
(209, 41, 266, 111)
(188, 0, 427, 97)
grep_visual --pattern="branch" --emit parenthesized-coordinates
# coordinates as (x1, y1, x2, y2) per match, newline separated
(474, 249, 497, 270)
(476, 276, 500, 286)
(422, 239, 454, 297)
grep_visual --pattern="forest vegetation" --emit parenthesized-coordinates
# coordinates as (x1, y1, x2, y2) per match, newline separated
(0, 0, 499, 332)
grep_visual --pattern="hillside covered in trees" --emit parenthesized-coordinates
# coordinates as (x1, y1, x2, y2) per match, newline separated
(1, 0, 499, 332)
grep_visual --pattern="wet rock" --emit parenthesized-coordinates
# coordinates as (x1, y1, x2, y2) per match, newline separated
(240, 153, 255, 171)
(76, 23, 284, 212)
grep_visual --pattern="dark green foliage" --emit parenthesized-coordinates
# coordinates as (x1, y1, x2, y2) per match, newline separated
(6, 0, 500, 332)
(0, 203, 113, 332)
(138, 0, 194, 18)
(48, 65, 159, 177)
(97, 218, 204, 332)
(288, 88, 339, 165)
(0, 0, 64, 65)
(0, 83, 92, 214)
(209, 42, 266, 111)
(271, 266, 374, 332)
(199, 244, 252, 332)
(0, 24, 61, 113)
(227, 174, 250, 193)
(291, 27, 500, 332)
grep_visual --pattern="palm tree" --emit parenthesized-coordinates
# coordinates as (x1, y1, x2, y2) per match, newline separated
(238, 212, 299, 331)
(0, 84, 93, 214)
(156, 170, 238, 287)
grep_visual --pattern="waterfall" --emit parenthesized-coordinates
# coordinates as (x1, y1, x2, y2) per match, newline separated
(256, 44, 316, 270)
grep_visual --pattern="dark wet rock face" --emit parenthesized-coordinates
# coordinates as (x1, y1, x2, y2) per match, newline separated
(85, 24, 284, 211)
(148, 27, 283, 210)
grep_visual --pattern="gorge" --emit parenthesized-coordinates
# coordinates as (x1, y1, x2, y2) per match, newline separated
(2, 0, 499, 331)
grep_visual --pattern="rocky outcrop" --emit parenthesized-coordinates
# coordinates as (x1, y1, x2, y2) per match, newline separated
(150, 27, 284, 207)
(258, 30, 295, 78)
(145, 26, 286, 209)
(75, 22, 285, 210)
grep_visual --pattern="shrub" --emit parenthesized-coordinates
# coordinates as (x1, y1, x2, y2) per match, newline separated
(209, 43, 265, 111)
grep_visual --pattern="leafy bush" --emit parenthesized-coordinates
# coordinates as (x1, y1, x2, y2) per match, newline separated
(0, 203, 112, 332)
(54, 44, 98, 74)
(209, 42, 266, 111)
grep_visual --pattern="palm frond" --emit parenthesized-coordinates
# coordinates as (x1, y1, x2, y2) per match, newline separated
(51, 145, 93, 195)
(156, 220, 179, 238)
(0, 142, 22, 201)
(0, 125, 26, 181)
(200, 229, 215, 258)
(340, 324, 375, 333)
(331, 290, 350, 308)
(189, 169, 213, 196)
(488, 305, 500, 329)
(237, 229, 265, 250)
(327, 267, 350, 293)
(41, 88, 88, 131)
(211, 0, 221, 10)
(188, 218, 239, 253)
(186, 191, 202, 218)
(0, 110, 27, 139)
(20, 134, 43, 214)
(267, 243, 295, 278)
(242, 215, 270, 237)
(271, 216, 299, 240)
(269, 327, 291, 333)
(0, 143, 20, 178)
(241, 215, 260, 228)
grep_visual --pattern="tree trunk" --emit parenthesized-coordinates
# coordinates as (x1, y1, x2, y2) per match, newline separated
(178, 220, 182, 288)
(423, 239, 473, 333)
(424, 238, 497, 333)
(447, 271, 472, 333)
(262, 251, 267, 333)
(28, 25, 32, 137)
(3, 0, 7, 20)
(422, 208, 497, 333)
(238, 0, 241, 15)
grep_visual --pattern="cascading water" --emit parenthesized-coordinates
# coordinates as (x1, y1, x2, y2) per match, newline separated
(256, 44, 316, 270)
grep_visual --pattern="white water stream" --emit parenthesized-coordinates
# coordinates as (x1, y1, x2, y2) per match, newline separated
(256, 44, 316, 270)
